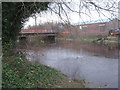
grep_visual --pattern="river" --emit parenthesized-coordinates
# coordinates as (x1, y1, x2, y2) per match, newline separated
(19, 40, 119, 88)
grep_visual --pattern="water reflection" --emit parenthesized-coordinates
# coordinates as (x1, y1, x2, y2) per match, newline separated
(22, 41, 118, 88)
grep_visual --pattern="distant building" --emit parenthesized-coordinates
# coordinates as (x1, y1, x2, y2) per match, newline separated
(74, 18, 120, 37)
(60, 29, 71, 36)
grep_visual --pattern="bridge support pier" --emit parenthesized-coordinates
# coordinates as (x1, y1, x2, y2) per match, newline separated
(46, 36, 56, 43)
(17, 36, 27, 42)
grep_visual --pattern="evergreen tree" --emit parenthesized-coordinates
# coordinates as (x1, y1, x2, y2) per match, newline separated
(2, 2, 49, 46)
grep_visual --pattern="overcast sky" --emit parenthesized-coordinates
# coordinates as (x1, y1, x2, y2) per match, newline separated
(23, 0, 119, 29)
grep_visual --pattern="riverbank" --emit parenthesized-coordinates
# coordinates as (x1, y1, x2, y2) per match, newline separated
(2, 47, 87, 88)
(57, 37, 97, 43)
(58, 36, 119, 44)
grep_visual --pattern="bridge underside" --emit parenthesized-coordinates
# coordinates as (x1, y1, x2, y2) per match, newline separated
(19, 32, 57, 37)
(18, 33, 57, 43)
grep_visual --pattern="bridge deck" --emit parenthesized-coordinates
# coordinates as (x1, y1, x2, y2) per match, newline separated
(19, 30, 58, 37)
(20, 30, 58, 34)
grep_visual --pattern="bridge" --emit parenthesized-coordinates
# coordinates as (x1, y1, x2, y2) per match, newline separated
(19, 30, 58, 37)
(18, 30, 59, 43)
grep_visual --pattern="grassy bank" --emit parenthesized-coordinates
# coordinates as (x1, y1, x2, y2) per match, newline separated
(58, 37, 96, 43)
(2, 46, 87, 88)
(2, 50, 64, 88)
(58, 36, 119, 44)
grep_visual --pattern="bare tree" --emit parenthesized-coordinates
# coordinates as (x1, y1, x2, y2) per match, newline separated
(34, 0, 118, 39)
(47, 0, 119, 23)
(22, 1, 119, 41)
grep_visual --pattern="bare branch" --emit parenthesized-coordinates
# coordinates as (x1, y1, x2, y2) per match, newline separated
(88, 1, 117, 12)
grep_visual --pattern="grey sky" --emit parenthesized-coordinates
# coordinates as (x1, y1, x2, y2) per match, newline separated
(23, 0, 119, 29)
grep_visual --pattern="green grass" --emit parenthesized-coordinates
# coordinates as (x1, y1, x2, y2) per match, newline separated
(2, 49, 64, 88)
(58, 37, 97, 43)
(79, 38, 96, 42)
